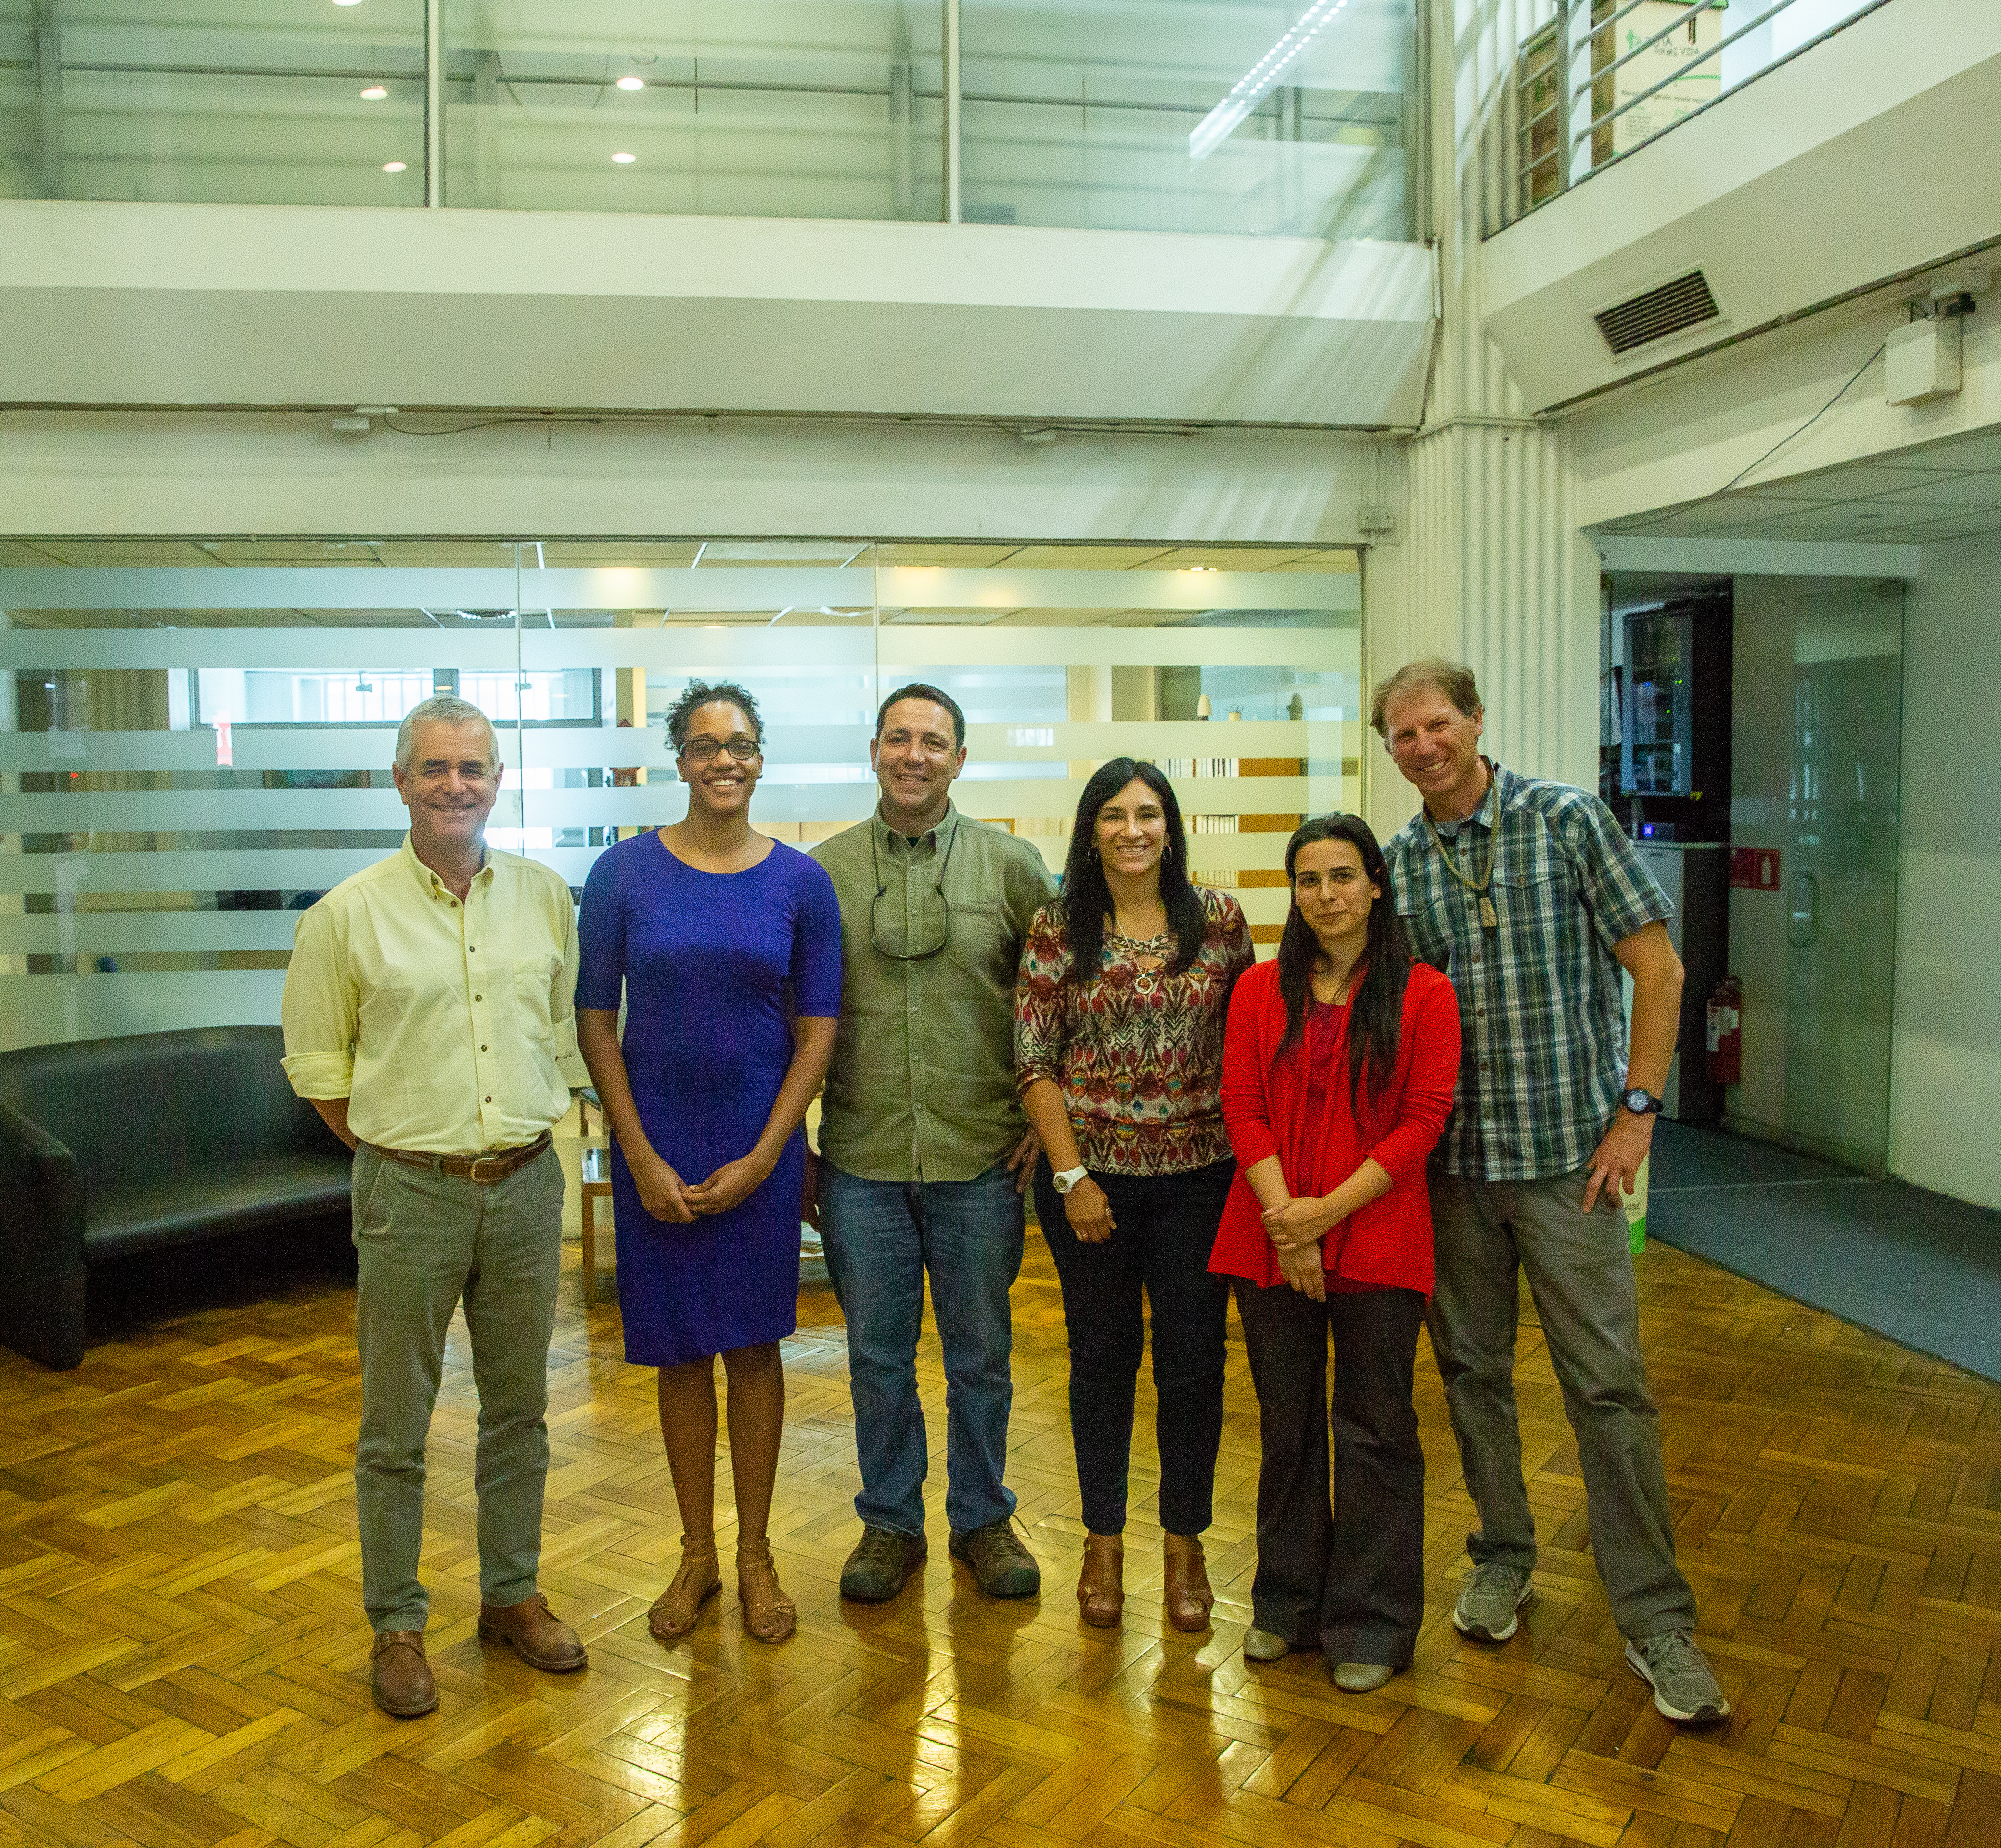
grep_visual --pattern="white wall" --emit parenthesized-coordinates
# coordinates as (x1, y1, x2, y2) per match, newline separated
(0, 411, 1379, 548)
(1892, 530, 2001, 1208)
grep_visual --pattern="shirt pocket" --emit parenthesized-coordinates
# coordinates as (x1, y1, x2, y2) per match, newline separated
(946, 898, 1001, 976)
(1489, 834, 1572, 927)
(513, 953, 561, 1040)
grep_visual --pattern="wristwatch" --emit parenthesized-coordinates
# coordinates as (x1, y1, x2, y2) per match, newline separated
(1052, 1165, 1089, 1194)
(1620, 1087, 1664, 1116)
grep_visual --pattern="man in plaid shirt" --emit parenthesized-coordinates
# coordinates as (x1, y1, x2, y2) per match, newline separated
(1374, 658, 1728, 1726)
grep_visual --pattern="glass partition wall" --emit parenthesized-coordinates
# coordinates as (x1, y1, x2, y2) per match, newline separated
(0, 540, 1360, 1049)
(3, 1, 1420, 239)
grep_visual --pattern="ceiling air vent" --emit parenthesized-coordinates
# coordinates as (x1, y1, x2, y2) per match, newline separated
(1593, 270, 1720, 357)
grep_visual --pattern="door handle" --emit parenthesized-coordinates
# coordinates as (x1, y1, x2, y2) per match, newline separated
(1787, 871, 1818, 948)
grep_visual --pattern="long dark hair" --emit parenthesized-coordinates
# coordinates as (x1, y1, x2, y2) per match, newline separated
(1061, 758, 1205, 985)
(1276, 813, 1412, 1115)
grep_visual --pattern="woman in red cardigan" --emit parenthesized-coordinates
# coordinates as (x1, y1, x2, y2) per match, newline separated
(1214, 813, 1460, 1691)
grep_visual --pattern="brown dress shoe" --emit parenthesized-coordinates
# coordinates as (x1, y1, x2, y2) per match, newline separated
(477, 1592, 588, 1672)
(1077, 1533, 1124, 1628)
(371, 1630, 437, 1717)
(1163, 1533, 1213, 1632)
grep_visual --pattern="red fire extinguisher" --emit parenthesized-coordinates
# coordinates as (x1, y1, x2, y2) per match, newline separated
(1706, 976, 1742, 1088)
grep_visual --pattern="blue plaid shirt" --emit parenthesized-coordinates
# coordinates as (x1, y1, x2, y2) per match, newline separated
(1383, 762, 1671, 1181)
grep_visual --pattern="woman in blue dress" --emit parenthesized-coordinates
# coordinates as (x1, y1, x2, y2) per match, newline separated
(577, 680, 842, 1646)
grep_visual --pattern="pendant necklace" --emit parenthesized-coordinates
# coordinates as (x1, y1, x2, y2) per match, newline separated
(1422, 811, 1499, 930)
(1110, 917, 1172, 996)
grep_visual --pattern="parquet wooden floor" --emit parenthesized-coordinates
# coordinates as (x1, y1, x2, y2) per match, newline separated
(4, 1136, 2001, 1848)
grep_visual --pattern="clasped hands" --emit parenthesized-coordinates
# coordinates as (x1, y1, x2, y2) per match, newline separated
(1264, 1193, 1343, 1303)
(632, 1146, 774, 1224)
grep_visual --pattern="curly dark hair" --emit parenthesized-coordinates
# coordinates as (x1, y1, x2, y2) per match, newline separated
(665, 680, 764, 754)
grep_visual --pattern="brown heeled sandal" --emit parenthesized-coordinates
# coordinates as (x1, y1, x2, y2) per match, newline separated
(736, 1540, 797, 1644)
(649, 1538, 720, 1641)
(1163, 1533, 1213, 1633)
(1077, 1532, 1124, 1628)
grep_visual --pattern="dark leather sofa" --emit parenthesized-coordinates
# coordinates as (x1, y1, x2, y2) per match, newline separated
(0, 1026, 354, 1370)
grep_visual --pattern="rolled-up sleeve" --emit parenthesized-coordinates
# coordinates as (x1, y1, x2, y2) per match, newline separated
(1220, 976, 1281, 1171)
(1362, 971, 1462, 1184)
(1013, 905, 1073, 1089)
(280, 901, 357, 1098)
(549, 891, 589, 1088)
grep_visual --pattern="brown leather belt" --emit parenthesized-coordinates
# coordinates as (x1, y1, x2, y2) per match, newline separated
(366, 1130, 552, 1184)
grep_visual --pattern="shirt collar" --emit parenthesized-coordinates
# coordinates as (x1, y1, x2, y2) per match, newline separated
(872, 799, 959, 854)
(401, 832, 492, 898)
(1430, 759, 1505, 838)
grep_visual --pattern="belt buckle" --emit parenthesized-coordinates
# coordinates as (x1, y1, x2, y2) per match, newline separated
(468, 1151, 505, 1184)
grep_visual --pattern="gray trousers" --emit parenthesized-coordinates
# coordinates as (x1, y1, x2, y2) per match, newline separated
(352, 1142, 564, 1633)
(1427, 1168, 1697, 1643)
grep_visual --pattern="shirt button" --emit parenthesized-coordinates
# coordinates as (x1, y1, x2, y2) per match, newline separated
(485, 1095, 493, 1103)
(480, 1044, 488, 1052)
(475, 994, 482, 1002)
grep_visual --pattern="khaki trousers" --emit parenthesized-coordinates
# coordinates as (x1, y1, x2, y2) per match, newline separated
(352, 1142, 564, 1633)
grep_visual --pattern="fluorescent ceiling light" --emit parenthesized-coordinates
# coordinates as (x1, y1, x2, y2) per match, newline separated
(616, 75, 645, 90)
(611, 151, 637, 165)
(1188, 0, 1355, 162)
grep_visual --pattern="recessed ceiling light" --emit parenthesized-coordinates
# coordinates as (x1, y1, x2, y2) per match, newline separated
(611, 150, 637, 164)
(360, 83, 387, 100)
(382, 160, 407, 173)
(333, 0, 362, 7)
(616, 75, 645, 90)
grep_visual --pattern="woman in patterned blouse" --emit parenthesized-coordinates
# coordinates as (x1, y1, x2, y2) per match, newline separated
(1016, 757, 1253, 1631)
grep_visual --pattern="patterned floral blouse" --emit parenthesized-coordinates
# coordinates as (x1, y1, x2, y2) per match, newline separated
(1015, 885, 1254, 1177)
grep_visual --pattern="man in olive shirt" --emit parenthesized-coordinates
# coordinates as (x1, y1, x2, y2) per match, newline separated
(811, 684, 1058, 1602)
(282, 696, 590, 1718)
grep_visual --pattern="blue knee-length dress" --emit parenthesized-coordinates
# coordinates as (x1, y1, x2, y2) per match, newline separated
(577, 832, 842, 1366)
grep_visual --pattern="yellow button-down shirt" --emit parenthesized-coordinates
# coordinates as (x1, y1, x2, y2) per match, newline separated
(281, 835, 587, 1154)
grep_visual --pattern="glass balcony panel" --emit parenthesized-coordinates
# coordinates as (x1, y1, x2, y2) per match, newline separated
(0, 0, 425, 205)
(961, 0, 1416, 238)
(442, 1, 944, 220)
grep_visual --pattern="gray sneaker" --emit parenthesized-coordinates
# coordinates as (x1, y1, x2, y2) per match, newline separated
(1452, 1562, 1534, 1642)
(949, 1519, 1041, 1598)
(1626, 1631, 1730, 1723)
(839, 1526, 927, 1603)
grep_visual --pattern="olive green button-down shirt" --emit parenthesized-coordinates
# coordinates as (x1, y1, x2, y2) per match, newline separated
(813, 804, 1058, 1183)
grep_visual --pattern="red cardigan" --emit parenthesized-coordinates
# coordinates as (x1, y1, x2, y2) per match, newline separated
(1211, 959, 1461, 1292)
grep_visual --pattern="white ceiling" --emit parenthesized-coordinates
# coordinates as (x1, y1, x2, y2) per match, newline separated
(1601, 424, 2001, 546)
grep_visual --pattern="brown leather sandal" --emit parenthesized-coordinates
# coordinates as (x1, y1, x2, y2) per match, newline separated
(648, 1539, 720, 1641)
(1077, 1532, 1124, 1628)
(736, 1539, 797, 1644)
(1163, 1532, 1213, 1633)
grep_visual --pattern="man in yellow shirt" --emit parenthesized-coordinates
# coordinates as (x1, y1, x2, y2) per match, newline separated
(282, 695, 590, 1718)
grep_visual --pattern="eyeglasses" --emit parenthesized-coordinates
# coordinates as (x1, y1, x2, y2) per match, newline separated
(868, 819, 960, 962)
(680, 735, 761, 763)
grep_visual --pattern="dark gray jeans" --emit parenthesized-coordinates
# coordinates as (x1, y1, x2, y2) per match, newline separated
(1235, 1279, 1427, 1667)
(1427, 1167, 1697, 1643)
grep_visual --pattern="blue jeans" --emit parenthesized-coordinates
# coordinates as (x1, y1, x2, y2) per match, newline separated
(819, 1161, 1025, 1538)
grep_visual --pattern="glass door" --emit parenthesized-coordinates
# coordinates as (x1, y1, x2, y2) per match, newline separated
(1781, 584, 1903, 1171)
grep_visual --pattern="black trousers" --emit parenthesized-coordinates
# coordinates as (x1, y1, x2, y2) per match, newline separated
(1233, 1278, 1427, 1666)
(1034, 1157, 1233, 1536)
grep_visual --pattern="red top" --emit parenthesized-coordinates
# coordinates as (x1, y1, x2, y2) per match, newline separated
(1211, 958, 1461, 1292)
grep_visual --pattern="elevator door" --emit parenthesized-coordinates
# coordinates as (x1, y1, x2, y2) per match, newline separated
(1781, 585, 1903, 1172)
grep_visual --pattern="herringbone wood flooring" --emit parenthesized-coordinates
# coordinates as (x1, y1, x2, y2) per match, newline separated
(4, 1139, 2001, 1847)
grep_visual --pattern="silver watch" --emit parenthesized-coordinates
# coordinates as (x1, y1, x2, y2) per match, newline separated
(1052, 1165, 1089, 1194)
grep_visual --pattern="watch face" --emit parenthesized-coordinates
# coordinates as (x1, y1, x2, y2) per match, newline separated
(1623, 1088, 1656, 1114)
